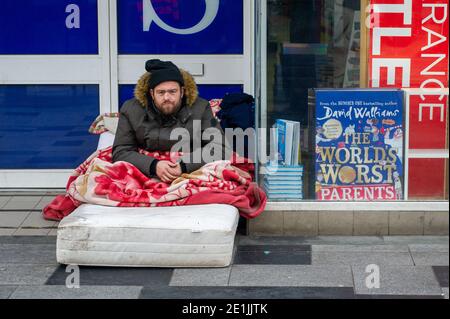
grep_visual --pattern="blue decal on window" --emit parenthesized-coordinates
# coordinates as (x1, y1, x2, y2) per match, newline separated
(0, 85, 99, 169)
(0, 0, 98, 54)
(118, 0, 243, 54)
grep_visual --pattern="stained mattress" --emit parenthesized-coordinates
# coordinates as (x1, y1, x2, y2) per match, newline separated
(56, 204, 239, 267)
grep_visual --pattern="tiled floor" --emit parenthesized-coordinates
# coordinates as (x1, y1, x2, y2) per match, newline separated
(0, 195, 59, 236)
(0, 234, 448, 299)
(0, 194, 448, 299)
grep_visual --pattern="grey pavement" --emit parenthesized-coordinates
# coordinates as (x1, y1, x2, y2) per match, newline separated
(9, 285, 143, 299)
(0, 194, 59, 236)
(228, 265, 354, 287)
(0, 264, 59, 285)
(170, 267, 232, 287)
(0, 194, 448, 299)
(352, 265, 443, 296)
(0, 233, 447, 299)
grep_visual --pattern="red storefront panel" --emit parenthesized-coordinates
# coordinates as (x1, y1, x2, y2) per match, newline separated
(408, 158, 448, 199)
(409, 94, 448, 149)
(368, 0, 449, 199)
(368, 0, 449, 88)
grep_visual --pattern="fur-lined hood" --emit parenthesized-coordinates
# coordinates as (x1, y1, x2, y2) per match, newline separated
(134, 69, 199, 109)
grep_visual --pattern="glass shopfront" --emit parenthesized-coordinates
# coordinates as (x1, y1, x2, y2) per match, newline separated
(0, 0, 252, 188)
(0, 0, 448, 204)
(255, 0, 449, 202)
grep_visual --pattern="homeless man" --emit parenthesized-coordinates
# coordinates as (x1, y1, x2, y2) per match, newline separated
(112, 59, 231, 183)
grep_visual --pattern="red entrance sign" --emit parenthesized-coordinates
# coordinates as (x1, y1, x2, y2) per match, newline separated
(368, 0, 449, 199)
(408, 94, 448, 149)
(408, 158, 447, 199)
(368, 0, 448, 89)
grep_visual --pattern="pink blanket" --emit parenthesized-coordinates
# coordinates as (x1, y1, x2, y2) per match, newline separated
(43, 147, 266, 221)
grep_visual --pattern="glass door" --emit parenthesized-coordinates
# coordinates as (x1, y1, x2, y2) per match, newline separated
(110, 0, 253, 112)
(0, 0, 111, 188)
(0, 0, 254, 189)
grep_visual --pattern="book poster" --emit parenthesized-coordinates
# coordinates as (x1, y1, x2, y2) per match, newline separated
(315, 89, 404, 201)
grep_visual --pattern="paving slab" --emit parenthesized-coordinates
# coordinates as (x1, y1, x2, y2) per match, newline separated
(0, 236, 56, 244)
(238, 236, 385, 246)
(20, 211, 57, 228)
(48, 229, 58, 236)
(46, 265, 174, 287)
(228, 265, 353, 287)
(0, 264, 59, 285)
(0, 212, 30, 228)
(0, 286, 17, 299)
(383, 236, 449, 245)
(2, 197, 42, 210)
(432, 266, 449, 287)
(408, 244, 449, 252)
(13, 228, 51, 236)
(0, 229, 16, 236)
(312, 251, 414, 266)
(170, 267, 231, 287)
(10, 285, 143, 299)
(233, 245, 311, 265)
(357, 294, 443, 299)
(312, 245, 409, 252)
(34, 196, 57, 210)
(411, 252, 449, 266)
(0, 244, 56, 264)
(237, 236, 311, 246)
(140, 286, 357, 299)
(0, 197, 12, 209)
(307, 236, 386, 245)
(353, 265, 442, 296)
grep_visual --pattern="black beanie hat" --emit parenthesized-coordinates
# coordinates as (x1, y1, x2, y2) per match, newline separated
(145, 59, 184, 90)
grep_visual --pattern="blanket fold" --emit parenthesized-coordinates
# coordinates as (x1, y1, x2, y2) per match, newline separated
(43, 147, 266, 221)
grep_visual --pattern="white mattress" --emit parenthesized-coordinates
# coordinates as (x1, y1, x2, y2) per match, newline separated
(57, 204, 239, 267)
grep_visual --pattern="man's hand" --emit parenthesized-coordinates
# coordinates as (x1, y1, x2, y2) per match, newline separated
(156, 161, 182, 183)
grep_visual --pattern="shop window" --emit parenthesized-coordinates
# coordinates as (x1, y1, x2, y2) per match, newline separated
(261, 0, 449, 201)
(0, 85, 99, 169)
(405, 92, 449, 200)
(0, 0, 98, 54)
(364, 0, 449, 201)
(408, 159, 448, 200)
(266, 0, 361, 125)
(263, 0, 362, 200)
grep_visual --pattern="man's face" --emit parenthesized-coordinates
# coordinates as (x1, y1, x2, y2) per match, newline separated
(150, 81, 184, 115)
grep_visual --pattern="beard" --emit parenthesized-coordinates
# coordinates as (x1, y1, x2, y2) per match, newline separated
(155, 99, 182, 115)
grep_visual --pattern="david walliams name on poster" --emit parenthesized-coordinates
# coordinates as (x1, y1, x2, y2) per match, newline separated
(318, 103, 401, 121)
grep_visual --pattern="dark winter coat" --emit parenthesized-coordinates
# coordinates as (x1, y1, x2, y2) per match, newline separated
(112, 69, 228, 177)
